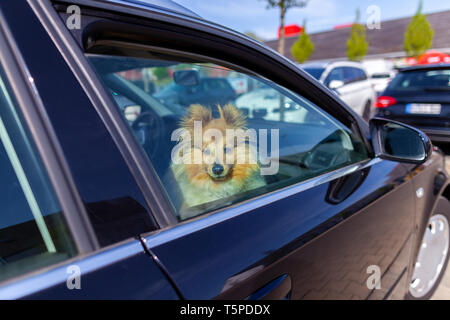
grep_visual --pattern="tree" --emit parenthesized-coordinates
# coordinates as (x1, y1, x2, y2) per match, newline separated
(404, 0, 434, 58)
(291, 20, 314, 63)
(153, 67, 169, 80)
(346, 8, 369, 61)
(261, 0, 308, 55)
(243, 31, 264, 43)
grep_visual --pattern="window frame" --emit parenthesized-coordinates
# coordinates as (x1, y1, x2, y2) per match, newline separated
(0, 6, 99, 283)
(84, 43, 371, 221)
(38, 0, 374, 228)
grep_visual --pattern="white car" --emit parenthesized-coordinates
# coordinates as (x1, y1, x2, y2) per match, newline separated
(368, 71, 396, 95)
(301, 61, 376, 120)
(227, 71, 248, 95)
(234, 87, 309, 123)
(362, 59, 396, 95)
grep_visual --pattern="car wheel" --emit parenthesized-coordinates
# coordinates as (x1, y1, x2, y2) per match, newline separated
(362, 100, 371, 121)
(407, 197, 450, 300)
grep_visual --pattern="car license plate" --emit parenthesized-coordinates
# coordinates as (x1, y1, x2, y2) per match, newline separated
(406, 103, 441, 114)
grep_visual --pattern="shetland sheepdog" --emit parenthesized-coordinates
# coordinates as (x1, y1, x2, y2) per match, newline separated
(171, 104, 266, 219)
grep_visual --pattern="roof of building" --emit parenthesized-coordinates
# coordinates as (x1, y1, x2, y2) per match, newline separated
(264, 10, 450, 62)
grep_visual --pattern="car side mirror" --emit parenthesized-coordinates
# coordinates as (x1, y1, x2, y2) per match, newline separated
(328, 80, 344, 89)
(369, 117, 432, 164)
(173, 69, 200, 86)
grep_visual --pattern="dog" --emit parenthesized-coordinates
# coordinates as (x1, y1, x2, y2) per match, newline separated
(171, 104, 266, 219)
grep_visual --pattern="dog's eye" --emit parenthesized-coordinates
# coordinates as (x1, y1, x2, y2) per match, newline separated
(203, 148, 210, 156)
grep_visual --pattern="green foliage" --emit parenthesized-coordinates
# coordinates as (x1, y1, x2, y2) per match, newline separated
(244, 31, 264, 42)
(261, 0, 309, 54)
(404, 1, 434, 57)
(291, 23, 314, 63)
(347, 23, 368, 61)
(153, 67, 169, 81)
(263, 0, 308, 10)
(346, 9, 368, 61)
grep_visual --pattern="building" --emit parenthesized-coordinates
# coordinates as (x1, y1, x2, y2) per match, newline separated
(264, 10, 450, 66)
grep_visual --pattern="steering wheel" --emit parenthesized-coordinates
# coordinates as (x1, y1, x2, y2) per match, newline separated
(131, 111, 164, 159)
(302, 143, 351, 172)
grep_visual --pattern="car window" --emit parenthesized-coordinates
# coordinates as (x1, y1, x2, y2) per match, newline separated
(342, 67, 367, 83)
(324, 67, 344, 86)
(358, 69, 368, 81)
(371, 73, 390, 79)
(387, 69, 450, 91)
(343, 67, 359, 83)
(87, 49, 368, 222)
(0, 67, 77, 282)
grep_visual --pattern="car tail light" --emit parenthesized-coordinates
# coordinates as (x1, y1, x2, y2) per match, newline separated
(375, 96, 397, 108)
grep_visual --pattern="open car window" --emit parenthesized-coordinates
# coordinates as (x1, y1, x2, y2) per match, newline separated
(87, 48, 368, 221)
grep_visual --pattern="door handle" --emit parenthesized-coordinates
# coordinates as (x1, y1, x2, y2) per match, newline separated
(246, 274, 292, 300)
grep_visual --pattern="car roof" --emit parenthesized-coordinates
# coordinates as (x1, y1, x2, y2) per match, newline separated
(399, 63, 450, 72)
(106, 0, 201, 18)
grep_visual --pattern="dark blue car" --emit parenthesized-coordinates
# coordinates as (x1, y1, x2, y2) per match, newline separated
(154, 77, 237, 109)
(375, 64, 450, 143)
(0, 0, 449, 300)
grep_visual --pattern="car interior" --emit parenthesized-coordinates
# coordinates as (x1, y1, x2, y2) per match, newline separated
(87, 48, 368, 220)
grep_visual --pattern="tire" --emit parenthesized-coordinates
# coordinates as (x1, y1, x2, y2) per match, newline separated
(362, 100, 372, 121)
(406, 197, 450, 300)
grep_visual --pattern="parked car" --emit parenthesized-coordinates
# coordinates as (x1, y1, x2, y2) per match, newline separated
(375, 64, 450, 143)
(154, 76, 236, 109)
(234, 87, 310, 122)
(301, 61, 376, 120)
(0, 0, 449, 301)
(226, 71, 249, 95)
(362, 59, 396, 95)
(369, 71, 396, 95)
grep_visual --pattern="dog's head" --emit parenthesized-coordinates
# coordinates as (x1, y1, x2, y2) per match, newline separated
(178, 104, 257, 184)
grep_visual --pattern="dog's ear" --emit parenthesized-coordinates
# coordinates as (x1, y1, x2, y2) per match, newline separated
(181, 104, 212, 129)
(219, 104, 246, 128)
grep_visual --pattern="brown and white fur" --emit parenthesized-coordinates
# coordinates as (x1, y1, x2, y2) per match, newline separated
(171, 104, 266, 218)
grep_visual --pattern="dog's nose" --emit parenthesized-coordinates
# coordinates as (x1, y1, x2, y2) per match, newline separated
(212, 164, 224, 176)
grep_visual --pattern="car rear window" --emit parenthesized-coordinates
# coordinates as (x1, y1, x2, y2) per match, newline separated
(387, 69, 450, 91)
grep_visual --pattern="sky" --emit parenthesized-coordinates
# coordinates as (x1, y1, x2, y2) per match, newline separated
(173, 0, 450, 41)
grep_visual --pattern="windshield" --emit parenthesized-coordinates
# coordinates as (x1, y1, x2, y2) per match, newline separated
(387, 69, 450, 91)
(302, 67, 325, 80)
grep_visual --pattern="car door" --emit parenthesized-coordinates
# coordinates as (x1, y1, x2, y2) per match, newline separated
(53, 2, 420, 300)
(0, 1, 179, 299)
(353, 67, 375, 111)
(341, 67, 366, 114)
